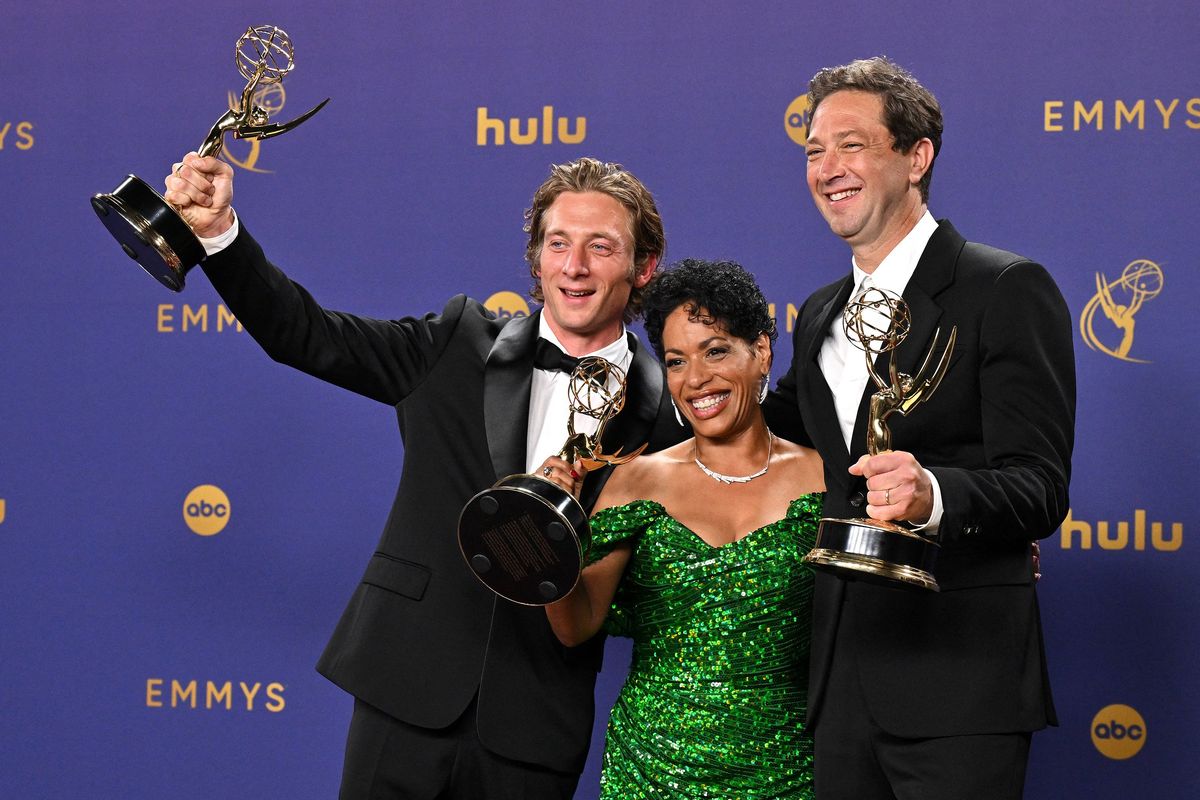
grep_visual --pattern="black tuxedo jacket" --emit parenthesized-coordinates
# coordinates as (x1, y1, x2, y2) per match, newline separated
(766, 220, 1075, 738)
(201, 227, 683, 773)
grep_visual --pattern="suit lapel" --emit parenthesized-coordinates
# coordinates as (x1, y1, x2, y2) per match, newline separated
(897, 220, 960, 374)
(483, 311, 540, 481)
(802, 276, 857, 475)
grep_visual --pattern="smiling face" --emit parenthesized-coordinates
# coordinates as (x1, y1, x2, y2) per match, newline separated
(805, 90, 933, 270)
(662, 305, 771, 440)
(535, 191, 657, 354)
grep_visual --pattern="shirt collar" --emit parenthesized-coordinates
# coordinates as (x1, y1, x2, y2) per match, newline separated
(851, 210, 938, 296)
(536, 314, 631, 365)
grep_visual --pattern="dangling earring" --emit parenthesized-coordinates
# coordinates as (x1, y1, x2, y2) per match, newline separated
(758, 374, 769, 404)
(672, 399, 686, 426)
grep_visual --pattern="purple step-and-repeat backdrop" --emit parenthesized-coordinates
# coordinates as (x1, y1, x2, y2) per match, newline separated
(2, 2, 1195, 797)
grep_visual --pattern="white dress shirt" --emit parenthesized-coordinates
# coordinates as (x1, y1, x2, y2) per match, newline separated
(817, 211, 944, 530)
(525, 318, 632, 473)
(198, 212, 241, 255)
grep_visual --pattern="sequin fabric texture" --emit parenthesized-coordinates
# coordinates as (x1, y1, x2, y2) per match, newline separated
(587, 494, 820, 798)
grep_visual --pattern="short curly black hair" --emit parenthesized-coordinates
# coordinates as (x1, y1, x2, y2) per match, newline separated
(642, 259, 777, 360)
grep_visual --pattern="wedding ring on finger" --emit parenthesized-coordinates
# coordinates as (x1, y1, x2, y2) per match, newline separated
(884, 488, 891, 505)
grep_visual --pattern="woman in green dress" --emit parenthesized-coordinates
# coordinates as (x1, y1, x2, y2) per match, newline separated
(541, 259, 823, 798)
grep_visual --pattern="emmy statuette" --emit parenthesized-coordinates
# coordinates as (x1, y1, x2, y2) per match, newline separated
(803, 286, 957, 591)
(91, 25, 328, 292)
(458, 358, 646, 606)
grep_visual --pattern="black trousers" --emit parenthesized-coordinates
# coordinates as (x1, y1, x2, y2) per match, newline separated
(338, 695, 580, 800)
(812, 597, 1031, 800)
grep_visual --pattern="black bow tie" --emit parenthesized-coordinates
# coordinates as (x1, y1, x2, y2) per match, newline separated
(534, 338, 581, 374)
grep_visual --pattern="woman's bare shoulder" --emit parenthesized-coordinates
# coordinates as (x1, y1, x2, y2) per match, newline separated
(771, 436, 826, 493)
(593, 439, 693, 511)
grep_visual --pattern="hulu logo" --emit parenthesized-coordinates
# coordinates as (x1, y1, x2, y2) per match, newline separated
(1059, 509, 1182, 551)
(476, 106, 586, 146)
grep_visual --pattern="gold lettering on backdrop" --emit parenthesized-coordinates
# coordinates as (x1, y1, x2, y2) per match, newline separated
(509, 115, 537, 145)
(171, 679, 197, 708)
(0, 121, 35, 150)
(183, 304, 208, 332)
(144, 679, 286, 711)
(1115, 100, 1144, 130)
(146, 678, 164, 707)
(1059, 509, 1183, 552)
(1044, 97, 1200, 131)
(1044, 101, 1064, 131)
(217, 305, 240, 331)
(207, 681, 233, 710)
(265, 682, 286, 712)
(1155, 98, 1180, 127)
(1075, 100, 1103, 131)
(157, 304, 244, 333)
(476, 106, 587, 146)
(240, 681, 261, 710)
(556, 109, 586, 144)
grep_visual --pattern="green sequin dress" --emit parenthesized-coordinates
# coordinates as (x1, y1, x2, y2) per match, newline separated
(587, 494, 820, 799)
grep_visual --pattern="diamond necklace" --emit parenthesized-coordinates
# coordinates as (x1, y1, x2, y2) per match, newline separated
(694, 432, 774, 485)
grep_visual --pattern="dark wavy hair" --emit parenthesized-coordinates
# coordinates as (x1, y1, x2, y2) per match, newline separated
(808, 56, 943, 203)
(524, 157, 666, 323)
(642, 259, 777, 360)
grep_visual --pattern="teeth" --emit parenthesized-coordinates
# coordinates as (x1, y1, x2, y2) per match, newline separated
(691, 393, 728, 410)
(565, 290, 592, 297)
(829, 189, 860, 202)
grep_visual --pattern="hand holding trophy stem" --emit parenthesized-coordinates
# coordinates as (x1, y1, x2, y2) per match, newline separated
(91, 24, 329, 292)
(804, 286, 957, 591)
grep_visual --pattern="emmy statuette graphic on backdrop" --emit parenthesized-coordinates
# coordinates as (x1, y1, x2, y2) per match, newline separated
(804, 286, 957, 591)
(91, 25, 328, 292)
(1079, 259, 1164, 364)
(459, 358, 646, 606)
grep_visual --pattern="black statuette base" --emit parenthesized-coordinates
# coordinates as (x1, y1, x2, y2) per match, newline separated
(92, 174, 206, 292)
(804, 517, 940, 591)
(458, 474, 589, 606)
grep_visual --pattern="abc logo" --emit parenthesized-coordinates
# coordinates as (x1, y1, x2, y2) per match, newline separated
(1091, 704, 1146, 760)
(183, 485, 231, 537)
(784, 94, 812, 146)
(484, 290, 530, 319)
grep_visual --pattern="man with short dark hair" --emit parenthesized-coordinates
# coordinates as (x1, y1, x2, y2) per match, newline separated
(768, 56, 1076, 799)
(165, 154, 684, 799)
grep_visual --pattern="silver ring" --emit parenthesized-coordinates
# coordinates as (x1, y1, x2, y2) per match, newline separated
(542, 466, 553, 477)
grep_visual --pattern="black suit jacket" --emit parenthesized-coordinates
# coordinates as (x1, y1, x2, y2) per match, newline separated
(766, 220, 1075, 738)
(201, 226, 683, 773)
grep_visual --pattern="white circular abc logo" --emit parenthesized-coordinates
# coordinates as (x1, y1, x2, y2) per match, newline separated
(183, 485, 231, 536)
(1091, 704, 1146, 760)
(484, 290, 530, 319)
